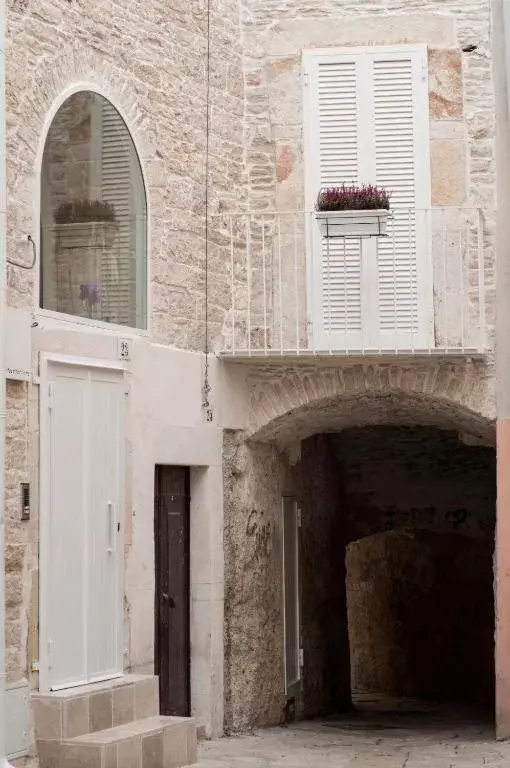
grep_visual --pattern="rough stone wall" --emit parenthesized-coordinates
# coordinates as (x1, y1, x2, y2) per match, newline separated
(223, 431, 291, 732)
(346, 529, 494, 705)
(5, 0, 245, 689)
(240, 1, 494, 211)
(4, 380, 35, 685)
(336, 427, 496, 541)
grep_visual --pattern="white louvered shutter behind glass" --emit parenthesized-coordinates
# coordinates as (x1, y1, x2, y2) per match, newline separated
(304, 46, 432, 351)
(101, 101, 136, 327)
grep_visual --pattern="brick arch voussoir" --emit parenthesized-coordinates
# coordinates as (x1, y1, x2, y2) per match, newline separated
(246, 361, 493, 441)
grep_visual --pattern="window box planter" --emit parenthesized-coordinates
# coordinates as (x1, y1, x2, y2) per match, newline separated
(54, 200, 119, 248)
(315, 184, 391, 238)
(315, 208, 390, 238)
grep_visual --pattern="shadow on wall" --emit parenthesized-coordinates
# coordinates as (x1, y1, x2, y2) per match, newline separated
(346, 528, 494, 707)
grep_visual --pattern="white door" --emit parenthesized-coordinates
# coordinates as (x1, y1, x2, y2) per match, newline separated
(303, 45, 433, 351)
(41, 361, 125, 690)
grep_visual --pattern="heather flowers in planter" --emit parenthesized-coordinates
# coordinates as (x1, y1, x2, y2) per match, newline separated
(54, 199, 116, 224)
(315, 184, 391, 238)
(54, 199, 119, 248)
(79, 282, 101, 307)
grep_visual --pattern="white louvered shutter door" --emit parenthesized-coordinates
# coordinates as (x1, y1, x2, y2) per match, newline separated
(306, 57, 364, 350)
(100, 101, 136, 327)
(373, 50, 432, 349)
(303, 46, 432, 351)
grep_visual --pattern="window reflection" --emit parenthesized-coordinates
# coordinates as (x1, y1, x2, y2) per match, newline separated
(40, 91, 147, 329)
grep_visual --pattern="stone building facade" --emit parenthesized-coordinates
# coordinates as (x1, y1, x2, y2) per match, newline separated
(3, 0, 510, 762)
(221, 0, 503, 736)
(4, 0, 244, 758)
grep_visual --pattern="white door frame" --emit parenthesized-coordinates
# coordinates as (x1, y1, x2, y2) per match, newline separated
(282, 496, 301, 695)
(39, 352, 127, 693)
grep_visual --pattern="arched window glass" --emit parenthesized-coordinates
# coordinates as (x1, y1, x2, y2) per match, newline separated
(40, 91, 147, 328)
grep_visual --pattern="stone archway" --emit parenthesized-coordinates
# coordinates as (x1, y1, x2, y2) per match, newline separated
(223, 359, 496, 733)
(244, 360, 495, 445)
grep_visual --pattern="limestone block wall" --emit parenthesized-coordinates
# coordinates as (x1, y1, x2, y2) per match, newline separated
(7, 0, 245, 345)
(241, 1, 494, 211)
(229, 0, 496, 353)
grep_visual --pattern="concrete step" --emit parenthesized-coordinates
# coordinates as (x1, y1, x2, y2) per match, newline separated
(37, 715, 196, 768)
(32, 675, 159, 741)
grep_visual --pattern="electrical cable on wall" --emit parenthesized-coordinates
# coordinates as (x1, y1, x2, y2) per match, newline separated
(6, 235, 36, 270)
(202, 0, 213, 422)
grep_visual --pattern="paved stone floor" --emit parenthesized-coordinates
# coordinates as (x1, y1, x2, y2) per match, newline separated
(196, 695, 510, 767)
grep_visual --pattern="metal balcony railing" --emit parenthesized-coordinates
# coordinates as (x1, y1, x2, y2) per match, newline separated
(210, 208, 488, 358)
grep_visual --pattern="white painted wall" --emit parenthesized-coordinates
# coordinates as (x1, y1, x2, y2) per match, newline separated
(31, 312, 241, 737)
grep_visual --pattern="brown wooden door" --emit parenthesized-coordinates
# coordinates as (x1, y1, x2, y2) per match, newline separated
(154, 466, 190, 716)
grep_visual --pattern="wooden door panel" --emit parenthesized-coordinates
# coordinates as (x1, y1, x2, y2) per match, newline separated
(154, 466, 190, 716)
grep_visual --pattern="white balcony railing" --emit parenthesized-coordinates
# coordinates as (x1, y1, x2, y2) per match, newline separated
(211, 208, 487, 358)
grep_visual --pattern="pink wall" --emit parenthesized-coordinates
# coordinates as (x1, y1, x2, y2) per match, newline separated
(496, 420, 510, 738)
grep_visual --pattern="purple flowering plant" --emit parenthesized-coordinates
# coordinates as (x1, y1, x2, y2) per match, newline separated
(79, 282, 101, 306)
(316, 184, 390, 212)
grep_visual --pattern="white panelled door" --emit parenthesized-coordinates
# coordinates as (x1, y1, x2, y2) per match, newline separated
(41, 361, 125, 690)
(303, 45, 432, 351)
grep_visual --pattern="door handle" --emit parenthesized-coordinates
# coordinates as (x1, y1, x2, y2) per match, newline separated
(161, 593, 176, 608)
(107, 501, 116, 553)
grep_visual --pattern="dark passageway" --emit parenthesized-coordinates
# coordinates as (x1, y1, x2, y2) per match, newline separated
(346, 528, 493, 705)
(297, 427, 496, 721)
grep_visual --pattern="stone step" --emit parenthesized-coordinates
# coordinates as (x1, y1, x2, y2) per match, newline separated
(32, 675, 159, 741)
(38, 715, 196, 768)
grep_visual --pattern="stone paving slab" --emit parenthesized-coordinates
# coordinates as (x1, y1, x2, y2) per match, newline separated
(196, 715, 510, 767)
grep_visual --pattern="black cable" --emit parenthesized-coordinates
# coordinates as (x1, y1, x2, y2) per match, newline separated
(7, 235, 36, 270)
(202, 0, 213, 422)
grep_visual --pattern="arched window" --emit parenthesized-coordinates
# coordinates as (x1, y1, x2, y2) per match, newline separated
(40, 91, 147, 329)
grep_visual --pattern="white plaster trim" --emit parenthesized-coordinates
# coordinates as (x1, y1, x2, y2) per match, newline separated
(189, 466, 224, 737)
(302, 43, 428, 61)
(35, 308, 149, 339)
(32, 81, 152, 337)
(39, 352, 129, 372)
